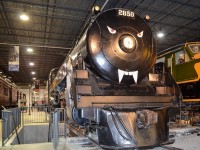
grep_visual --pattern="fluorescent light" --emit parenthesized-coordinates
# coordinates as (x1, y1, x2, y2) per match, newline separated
(33, 77, 36, 80)
(20, 14, 29, 21)
(157, 32, 164, 38)
(29, 62, 34, 66)
(27, 48, 33, 52)
(31, 71, 35, 75)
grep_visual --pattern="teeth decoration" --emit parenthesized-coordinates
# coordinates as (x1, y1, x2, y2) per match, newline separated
(118, 69, 124, 83)
(132, 71, 138, 83)
(118, 69, 138, 83)
(137, 31, 144, 38)
(107, 26, 116, 34)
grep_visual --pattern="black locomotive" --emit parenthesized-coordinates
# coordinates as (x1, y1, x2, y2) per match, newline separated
(49, 8, 182, 149)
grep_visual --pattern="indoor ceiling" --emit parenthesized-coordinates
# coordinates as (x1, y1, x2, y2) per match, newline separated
(0, 0, 199, 85)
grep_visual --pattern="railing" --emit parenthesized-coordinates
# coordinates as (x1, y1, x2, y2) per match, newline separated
(1, 106, 67, 148)
(48, 108, 67, 150)
(21, 106, 53, 124)
(2, 108, 21, 146)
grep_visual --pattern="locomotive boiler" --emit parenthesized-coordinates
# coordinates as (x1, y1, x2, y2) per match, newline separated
(49, 8, 182, 149)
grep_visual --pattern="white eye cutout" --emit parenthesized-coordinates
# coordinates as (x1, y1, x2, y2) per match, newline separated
(137, 31, 143, 38)
(107, 26, 116, 34)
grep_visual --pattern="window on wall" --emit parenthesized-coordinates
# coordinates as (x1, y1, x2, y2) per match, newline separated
(175, 50, 190, 65)
(4, 86, 8, 96)
(23, 94, 26, 99)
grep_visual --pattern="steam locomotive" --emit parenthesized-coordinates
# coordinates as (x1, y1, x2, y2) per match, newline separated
(49, 8, 182, 149)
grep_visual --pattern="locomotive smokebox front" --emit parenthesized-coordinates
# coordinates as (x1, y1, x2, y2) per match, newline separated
(86, 9, 156, 84)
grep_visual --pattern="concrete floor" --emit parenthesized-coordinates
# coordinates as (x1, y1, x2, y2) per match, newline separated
(1, 137, 101, 150)
(169, 133, 200, 150)
(0, 133, 200, 150)
(0, 142, 71, 150)
(1, 114, 200, 150)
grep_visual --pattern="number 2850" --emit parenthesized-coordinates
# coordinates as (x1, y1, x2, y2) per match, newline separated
(118, 10, 135, 18)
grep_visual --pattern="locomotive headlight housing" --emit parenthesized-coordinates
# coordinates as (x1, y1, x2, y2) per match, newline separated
(123, 37, 134, 49)
(119, 35, 136, 53)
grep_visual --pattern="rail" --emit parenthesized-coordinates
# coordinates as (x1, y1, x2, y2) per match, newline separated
(1, 108, 21, 146)
(48, 108, 67, 150)
(1, 106, 67, 148)
(21, 106, 53, 124)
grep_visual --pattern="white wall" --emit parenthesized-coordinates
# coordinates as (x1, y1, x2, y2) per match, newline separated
(19, 86, 46, 107)
(19, 89, 32, 107)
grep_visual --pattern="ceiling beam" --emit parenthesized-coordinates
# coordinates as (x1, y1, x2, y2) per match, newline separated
(3, 0, 89, 13)
(0, 9, 86, 22)
(0, 33, 73, 43)
(0, 27, 77, 37)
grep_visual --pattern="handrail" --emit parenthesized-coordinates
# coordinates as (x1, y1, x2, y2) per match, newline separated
(12, 111, 20, 145)
(2, 108, 21, 146)
(48, 108, 67, 150)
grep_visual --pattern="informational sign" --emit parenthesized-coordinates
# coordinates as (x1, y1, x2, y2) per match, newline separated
(8, 46, 19, 71)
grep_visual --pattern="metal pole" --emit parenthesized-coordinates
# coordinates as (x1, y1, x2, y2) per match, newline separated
(64, 109, 66, 139)
(29, 86, 31, 115)
(53, 111, 59, 150)
(100, 0, 110, 11)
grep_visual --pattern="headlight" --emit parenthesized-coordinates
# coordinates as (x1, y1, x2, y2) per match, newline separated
(123, 36, 134, 49)
(119, 35, 136, 53)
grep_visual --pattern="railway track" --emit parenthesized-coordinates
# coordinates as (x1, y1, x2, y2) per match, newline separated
(64, 137, 182, 150)
(65, 123, 102, 149)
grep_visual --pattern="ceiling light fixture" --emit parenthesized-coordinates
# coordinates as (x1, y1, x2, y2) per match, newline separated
(31, 71, 35, 75)
(20, 13, 29, 21)
(157, 32, 164, 38)
(33, 77, 36, 80)
(27, 48, 33, 52)
(29, 62, 34, 66)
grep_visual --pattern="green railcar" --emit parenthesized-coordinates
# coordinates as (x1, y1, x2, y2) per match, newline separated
(157, 42, 200, 102)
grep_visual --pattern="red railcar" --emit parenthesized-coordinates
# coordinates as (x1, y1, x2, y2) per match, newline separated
(0, 76, 25, 108)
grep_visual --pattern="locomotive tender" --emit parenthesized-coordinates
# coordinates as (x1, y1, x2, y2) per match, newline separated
(50, 8, 182, 149)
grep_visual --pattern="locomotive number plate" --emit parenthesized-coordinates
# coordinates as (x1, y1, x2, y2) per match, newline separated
(118, 9, 135, 18)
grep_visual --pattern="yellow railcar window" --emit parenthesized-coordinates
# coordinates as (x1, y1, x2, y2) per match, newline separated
(175, 50, 191, 64)
(175, 51, 185, 64)
(156, 57, 165, 63)
(188, 44, 200, 54)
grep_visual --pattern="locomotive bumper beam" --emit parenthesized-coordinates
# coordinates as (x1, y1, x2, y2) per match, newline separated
(73, 105, 178, 149)
(72, 95, 179, 149)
